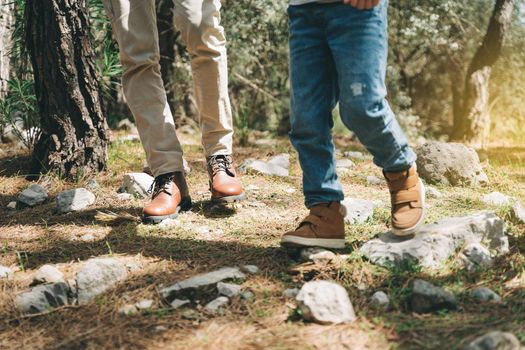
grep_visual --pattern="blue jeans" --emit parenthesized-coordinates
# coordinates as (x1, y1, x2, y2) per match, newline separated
(288, 1, 416, 208)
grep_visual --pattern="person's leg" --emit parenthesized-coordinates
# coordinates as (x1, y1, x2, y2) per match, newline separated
(325, 1, 424, 235)
(287, 5, 343, 209)
(173, 0, 244, 202)
(103, 0, 190, 224)
(102, 0, 184, 177)
(281, 4, 346, 249)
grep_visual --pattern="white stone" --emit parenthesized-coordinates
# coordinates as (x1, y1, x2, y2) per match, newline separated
(160, 267, 246, 302)
(239, 154, 290, 177)
(510, 202, 525, 224)
(7, 201, 16, 210)
(465, 331, 521, 350)
(135, 299, 154, 310)
(76, 258, 128, 305)
(416, 141, 488, 186)
(283, 288, 300, 299)
(371, 291, 390, 309)
(366, 175, 384, 185)
(360, 212, 507, 269)
(336, 159, 354, 169)
(470, 287, 501, 303)
(80, 233, 96, 242)
(34, 264, 64, 284)
(427, 186, 444, 199)
(481, 192, 512, 207)
(285, 188, 296, 194)
(17, 184, 48, 207)
(56, 188, 95, 214)
(240, 265, 259, 275)
(170, 299, 190, 309)
(296, 281, 356, 325)
(16, 282, 70, 314)
(217, 282, 242, 297)
(300, 247, 336, 265)
(116, 193, 133, 201)
(122, 173, 154, 198)
(204, 296, 229, 314)
(344, 151, 368, 161)
(342, 198, 376, 224)
(461, 243, 493, 269)
(0, 266, 14, 280)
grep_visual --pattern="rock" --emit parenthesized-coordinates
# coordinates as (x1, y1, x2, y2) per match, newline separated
(0, 266, 14, 280)
(170, 299, 190, 309)
(204, 296, 229, 315)
(86, 179, 99, 190)
(17, 184, 48, 207)
(360, 212, 507, 269)
(239, 154, 290, 177)
(284, 288, 300, 299)
(116, 193, 133, 201)
(460, 243, 493, 270)
(7, 201, 16, 210)
(119, 304, 138, 315)
(285, 188, 296, 194)
(241, 291, 255, 301)
(300, 247, 336, 265)
(336, 159, 354, 169)
(116, 118, 134, 130)
(160, 267, 246, 302)
(296, 281, 356, 325)
(481, 192, 512, 207)
(342, 198, 376, 224)
(183, 157, 191, 176)
(371, 291, 390, 309)
(33, 264, 64, 284)
(56, 188, 96, 214)
(122, 173, 154, 198)
(125, 262, 142, 272)
(510, 202, 525, 224)
(410, 279, 456, 313)
(344, 151, 368, 161)
(465, 331, 522, 350)
(76, 258, 128, 305)
(366, 175, 384, 185)
(427, 186, 444, 199)
(80, 233, 96, 242)
(240, 265, 260, 275)
(470, 287, 501, 303)
(135, 299, 154, 310)
(16, 282, 70, 314)
(217, 282, 242, 297)
(416, 141, 488, 186)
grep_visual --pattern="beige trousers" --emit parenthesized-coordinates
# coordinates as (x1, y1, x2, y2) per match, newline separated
(103, 0, 233, 177)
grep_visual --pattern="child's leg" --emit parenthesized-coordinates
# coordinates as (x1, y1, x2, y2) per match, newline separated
(288, 5, 343, 209)
(325, 1, 416, 172)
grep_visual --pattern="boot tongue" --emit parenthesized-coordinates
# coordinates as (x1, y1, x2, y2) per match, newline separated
(384, 168, 413, 181)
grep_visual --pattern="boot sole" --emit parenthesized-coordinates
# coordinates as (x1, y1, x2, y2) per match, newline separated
(280, 236, 346, 249)
(142, 198, 193, 225)
(391, 179, 426, 237)
(211, 192, 246, 204)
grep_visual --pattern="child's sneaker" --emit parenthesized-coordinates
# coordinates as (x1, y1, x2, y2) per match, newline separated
(281, 202, 346, 249)
(384, 166, 426, 237)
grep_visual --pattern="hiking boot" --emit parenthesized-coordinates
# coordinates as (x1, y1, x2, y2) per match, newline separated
(281, 202, 346, 249)
(143, 172, 192, 224)
(207, 155, 246, 203)
(384, 165, 426, 236)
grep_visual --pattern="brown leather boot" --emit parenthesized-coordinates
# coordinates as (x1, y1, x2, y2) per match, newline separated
(207, 155, 246, 203)
(142, 172, 192, 224)
(281, 202, 346, 249)
(384, 165, 426, 237)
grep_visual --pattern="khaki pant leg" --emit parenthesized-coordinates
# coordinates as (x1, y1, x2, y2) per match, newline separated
(173, 0, 233, 156)
(103, 0, 184, 177)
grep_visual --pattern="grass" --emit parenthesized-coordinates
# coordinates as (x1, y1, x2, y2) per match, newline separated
(0, 131, 524, 349)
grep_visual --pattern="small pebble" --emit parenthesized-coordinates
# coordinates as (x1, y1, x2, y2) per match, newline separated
(371, 291, 390, 309)
(135, 299, 154, 310)
(7, 201, 16, 210)
(283, 288, 300, 299)
(170, 299, 190, 309)
(240, 265, 260, 275)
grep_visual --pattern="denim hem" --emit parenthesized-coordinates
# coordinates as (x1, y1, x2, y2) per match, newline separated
(305, 195, 345, 209)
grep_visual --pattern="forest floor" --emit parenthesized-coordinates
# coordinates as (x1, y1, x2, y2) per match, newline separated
(0, 129, 524, 350)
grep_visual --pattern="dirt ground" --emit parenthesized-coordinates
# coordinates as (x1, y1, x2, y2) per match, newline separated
(0, 131, 524, 350)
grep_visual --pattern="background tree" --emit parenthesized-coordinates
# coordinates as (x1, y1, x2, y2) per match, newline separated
(25, 0, 107, 180)
(0, 0, 14, 99)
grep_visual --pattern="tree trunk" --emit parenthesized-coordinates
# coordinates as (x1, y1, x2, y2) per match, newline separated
(451, 0, 515, 148)
(0, 0, 14, 98)
(25, 0, 107, 180)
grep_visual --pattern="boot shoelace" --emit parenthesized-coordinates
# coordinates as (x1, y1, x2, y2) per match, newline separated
(148, 173, 175, 198)
(207, 155, 234, 177)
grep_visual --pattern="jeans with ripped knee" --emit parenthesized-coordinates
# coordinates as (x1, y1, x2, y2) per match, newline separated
(288, 0, 417, 208)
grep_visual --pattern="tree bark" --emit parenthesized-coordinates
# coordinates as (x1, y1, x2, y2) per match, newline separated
(0, 0, 14, 98)
(452, 0, 515, 148)
(25, 0, 107, 180)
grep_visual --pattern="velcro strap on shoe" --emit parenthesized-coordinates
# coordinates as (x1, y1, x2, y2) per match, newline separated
(301, 215, 324, 228)
(392, 190, 420, 206)
(387, 174, 419, 192)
